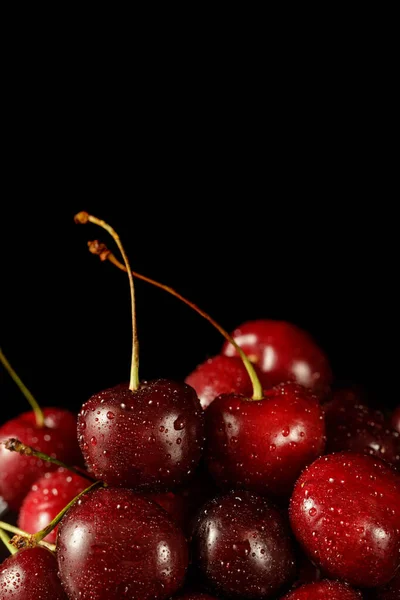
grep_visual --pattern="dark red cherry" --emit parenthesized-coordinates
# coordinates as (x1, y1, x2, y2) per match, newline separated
(0, 546, 67, 599)
(324, 389, 400, 468)
(18, 468, 88, 543)
(376, 567, 400, 599)
(222, 320, 332, 397)
(57, 486, 188, 600)
(185, 355, 261, 409)
(280, 580, 362, 599)
(206, 382, 325, 496)
(192, 490, 296, 599)
(77, 379, 204, 490)
(290, 452, 400, 587)
(391, 405, 400, 434)
(0, 408, 82, 511)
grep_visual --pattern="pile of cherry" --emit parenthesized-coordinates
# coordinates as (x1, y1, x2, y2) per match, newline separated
(1, 214, 400, 600)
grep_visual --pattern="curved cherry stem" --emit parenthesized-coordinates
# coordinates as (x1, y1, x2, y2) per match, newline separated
(87, 240, 264, 400)
(0, 348, 45, 427)
(0, 526, 17, 555)
(0, 522, 55, 552)
(3, 438, 96, 483)
(75, 212, 139, 391)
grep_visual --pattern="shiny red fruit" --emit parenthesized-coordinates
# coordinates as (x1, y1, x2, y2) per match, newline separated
(280, 580, 362, 599)
(57, 487, 188, 600)
(290, 452, 400, 587)
(18, 468, 88, 543)
(185, 355, 259, 409)
(0, 408, 82, 511)
(222, 320, 332, 396)
(77, 380, 204, 490)
(391, 405, 400, 434)
(192, 490, 296, 599)
(206, 382, 325, 496)
(0, 546, 67, 599)
(324, 390, 400, 468)
(376, 567, 400, 599)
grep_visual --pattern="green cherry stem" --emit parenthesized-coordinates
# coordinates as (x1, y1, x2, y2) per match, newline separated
(3, 438, 96, 483)
(0, 348, 45, 427)
(74, 212, 139, 392)
(0, 526, 17, 555)
(87, 240, 264, 401)
(0, 522, 55, 553)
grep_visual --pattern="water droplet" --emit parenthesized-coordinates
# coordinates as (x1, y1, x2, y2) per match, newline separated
(174, 417, 185, 431)
(107, 411, 115, 420)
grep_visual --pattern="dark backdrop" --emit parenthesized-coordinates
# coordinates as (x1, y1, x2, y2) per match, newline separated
(1, 183, 397, 423)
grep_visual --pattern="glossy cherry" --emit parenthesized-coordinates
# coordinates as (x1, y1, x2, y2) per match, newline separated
(18, 468, 88, 543)
(185, 355, 261, 409)
(290, 452, 400, 587)
(324, 389, 400, 469)
(191, 490, 296, 599)
(0, 408, 82, 511)
(280, 580, 362, 599)
(57, 487, 188, 600)
(391, 405, 400, 434)
(222, 319, 332, 396)
(78, 380, 204, 489)
(0, 546, 66, 599)
(206, 382, 325, 497)
(376, 566, 400, 599)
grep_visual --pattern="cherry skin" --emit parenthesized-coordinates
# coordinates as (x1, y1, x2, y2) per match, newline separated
(206, 382, 326, 497)
(191, 490, 296, 599)
(0, 546, 67, 599)
(0, 408, 82, 511)
(280, 580, 362, 599)
(376, 566, 400, 599)
(57, 486, 188, 600)
(391, 404, 400, 434)
(146, 491, 188, 530)
(185, 354, 262, 409)
(290, 452, 400, 588)
(324, 390, 400, 469)
(222, 319, 332, 397)
(18, 468, 88, 543)
(77, 379, 204, 490)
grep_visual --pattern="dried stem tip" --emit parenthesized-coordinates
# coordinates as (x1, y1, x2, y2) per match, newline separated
(88, 240, 111, 261)
(11, 534, 36, 550)
(74, 211, 90, 224)
(4, 438, 32, 455)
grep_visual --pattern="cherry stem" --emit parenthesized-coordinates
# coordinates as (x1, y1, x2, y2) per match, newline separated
(87, 240, 264, 400)
(0, 526, 17, 555)
(74, 212, 139, 391)
(3, 438, 97, 482)
(0, 522, 55, 552)
(0, 348, 45, 427)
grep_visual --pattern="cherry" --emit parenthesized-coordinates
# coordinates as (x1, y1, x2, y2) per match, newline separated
(191, 490, 296, 599)
(185, 355, 261, 409)
(324, 389, 400, 469)
(0, 546, 66, 599)
(206, 382, 326, 497)
(18, 468, 88, 543)
(391, 405, 400, 434)
(222, 319, 332, 396)
(57, 486, 188, 600)
(289, 452, 400, 588)
(280, 580, 362, 599)
(0, 408, 82, 512)
(376, 567, 400, 599)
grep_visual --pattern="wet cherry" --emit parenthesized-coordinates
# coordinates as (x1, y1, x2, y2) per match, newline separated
(191, 490, 296, 599)
(57, 487, 188, 600)
(222, 319, 332, 397)
(206, 382, 326, 497)
(280, 579, 362, 599)
(290, 452, 400, 587)
(0, 546, 67, 599)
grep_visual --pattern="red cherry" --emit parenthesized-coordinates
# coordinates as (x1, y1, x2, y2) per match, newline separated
(391, 405, 400, 434)
(206, 382, 325, 496)
(376, 567, 400, 599)
(77, 380, 204, 489)
(324, 389, 400, 469)
(0, 546, 66, 599)
(18, 468, 88, 543)
(290, 452, 400, 587)
(0, 408, 82, 511)
(57, 487, 188, 600)
(192, 490, 296, 599)
(280, 580, 362, 599)
(185, 355, 261, 409)
(222, 320, 332, 396)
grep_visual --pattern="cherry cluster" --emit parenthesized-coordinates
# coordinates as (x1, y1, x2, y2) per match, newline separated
(0, 213, 399, 600)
